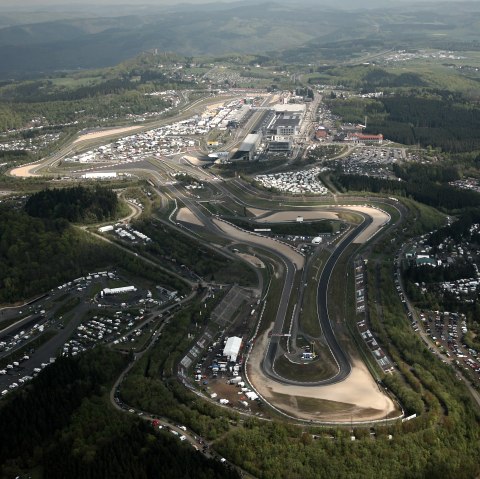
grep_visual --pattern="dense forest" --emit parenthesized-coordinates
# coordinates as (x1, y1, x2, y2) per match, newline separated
(0, 206, 110, 302)
(334, 174, 480, 210)
(0, 58, 195, 132)
(0, 204, 187, 303)
(327, 94, 480, 153)
(25, 185, 119, 222)
(135, 219, 257, 286)
(429, 208, 480, 247)
(404, 260, 476, 284)
(0, 348, 238, 479)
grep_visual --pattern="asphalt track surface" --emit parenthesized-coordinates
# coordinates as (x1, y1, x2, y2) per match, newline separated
(262, 215, 372, 386)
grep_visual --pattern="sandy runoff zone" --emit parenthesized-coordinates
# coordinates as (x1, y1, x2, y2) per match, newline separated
(338, 205, 390, 243)
(256, 211, 340, 223)
(176, 207, 205, 226)
(247, 328, 397, 422)
(73, 126, 143, 144)
(10, 126, 144, 178)
(10, 163, 40, 177)
(213, 219, 304, 270)
(248, 207, 390, 245)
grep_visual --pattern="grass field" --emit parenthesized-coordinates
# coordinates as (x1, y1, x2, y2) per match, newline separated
(300, 250, 330, 338)
(274, 344, 338, 382)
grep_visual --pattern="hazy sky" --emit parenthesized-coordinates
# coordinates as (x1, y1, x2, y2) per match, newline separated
(0, 0, 470, 12)
(0, 0, 465, 5)
(0, 0, 236, 5)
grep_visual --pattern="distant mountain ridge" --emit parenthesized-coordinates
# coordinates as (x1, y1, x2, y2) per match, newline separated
(0, 0, 478, 78)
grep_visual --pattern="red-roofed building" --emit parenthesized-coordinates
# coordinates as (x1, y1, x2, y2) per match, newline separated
(315, 128, 328, 140)
(346, 133, 383, 144)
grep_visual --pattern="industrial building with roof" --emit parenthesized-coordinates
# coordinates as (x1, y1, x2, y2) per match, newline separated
(267, 111, 302, 137)
(272, 103, 306, 114)
(268, 139, 292, 152)
(346, 133, 384, 144)
(223, 336, 242, 362)
(231, 133, 262, 161)
(102, 286, 137, 296)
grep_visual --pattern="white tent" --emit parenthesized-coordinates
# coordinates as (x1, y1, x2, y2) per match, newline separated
(246, 391, 259, 401)
(223, 336, 242, 362)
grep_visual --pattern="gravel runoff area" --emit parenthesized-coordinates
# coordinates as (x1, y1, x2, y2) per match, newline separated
(256, 211, 340, 222)
(212, 219, 305, 270)
(10, 163, 40, 177)
(339, 206, 390, 244)
(176, 207, 205, 226)
(247, 206, 390, 245)
(9, 126, 144, 178)
(247, 327, 397, 422)
(72, 126, 143, 144)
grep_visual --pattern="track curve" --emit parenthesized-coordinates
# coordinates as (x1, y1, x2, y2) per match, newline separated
(261, 215, 372, 386)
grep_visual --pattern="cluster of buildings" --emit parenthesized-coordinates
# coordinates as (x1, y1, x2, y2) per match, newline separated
(254, 167, 329, 195)
(99, 224, 151, 243)
(354, 259, 393, 373)
(450, 178, 480, 194)
(333, 131, 384, 144)
(232, 103, 306, 160)
(266, 104, 305, 153)
(440, 278, 480, 298)
(0, 132, 62, 152)
(382, 49, 465, 65)
(203, 99, 252, 131)
(66, 128, 197, 165)
(357, 319, 393, 373)
(66, 98, 255, 167)
(406, 224, 480, 274)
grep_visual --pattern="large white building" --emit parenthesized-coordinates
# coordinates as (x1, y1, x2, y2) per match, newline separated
(223, 336, 242, 362)
(82, 171, 117, 179)
(102, 286, 137, 296)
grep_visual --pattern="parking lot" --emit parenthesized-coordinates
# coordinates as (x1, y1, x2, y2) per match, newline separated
(0, 271, 178, 397)
(418, 311, 480, 380)
(324, 146, 408, 179)
(187, 335, 264, 416)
